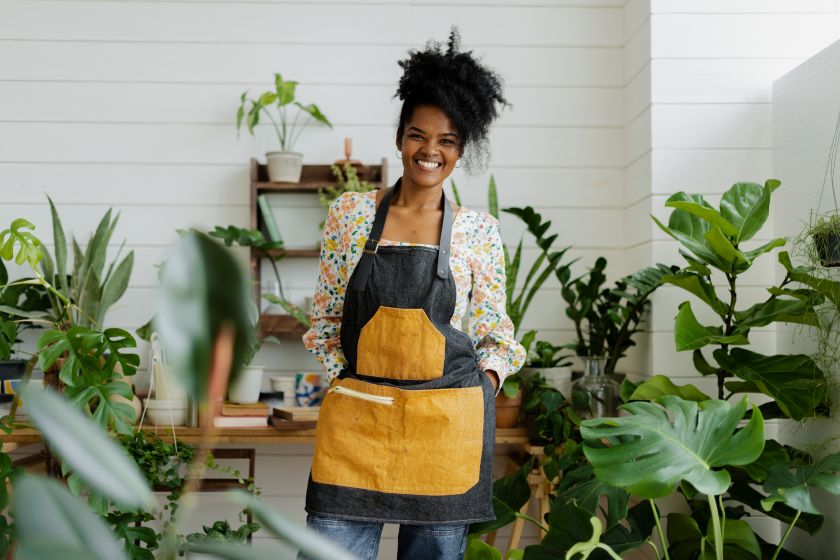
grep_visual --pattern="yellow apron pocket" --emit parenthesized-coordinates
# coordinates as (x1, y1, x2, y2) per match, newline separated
(357, 306, 446, 380)
(311, 378, 484, 496)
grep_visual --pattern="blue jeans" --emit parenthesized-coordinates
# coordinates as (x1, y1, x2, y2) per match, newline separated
(297, 513, 469, 560)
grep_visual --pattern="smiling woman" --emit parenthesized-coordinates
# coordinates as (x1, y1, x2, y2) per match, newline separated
(300, 26, 523, 560)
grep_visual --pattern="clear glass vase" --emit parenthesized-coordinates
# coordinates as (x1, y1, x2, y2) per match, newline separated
(572, 356, 620, 419)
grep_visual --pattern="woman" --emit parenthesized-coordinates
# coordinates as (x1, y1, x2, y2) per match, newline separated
(300, 28, 526, 560)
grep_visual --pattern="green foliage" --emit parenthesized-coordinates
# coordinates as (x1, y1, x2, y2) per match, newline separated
(0, 218, 42, 268)
(235, 72, 333, 152)
(582, 396, 764, 499)
(183, 520, 261, 546)
(623, 375, 710, 402)
(761, 452, 840, 515)
(209, 225, 283, 252)
(155, 232, 254, 402)
(469, 457, 535, 536)
(24, 388, 153, 511)
(524, 337, 573, 369)
(503, 206, 574, 337)
(37, 326, 140, 433)
(560, 259, 675, 375)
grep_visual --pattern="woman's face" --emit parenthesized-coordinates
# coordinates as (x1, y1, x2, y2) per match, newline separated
(396, 104, 463, 190)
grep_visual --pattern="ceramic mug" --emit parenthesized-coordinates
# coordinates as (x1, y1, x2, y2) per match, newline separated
(295, 372, 326, 406)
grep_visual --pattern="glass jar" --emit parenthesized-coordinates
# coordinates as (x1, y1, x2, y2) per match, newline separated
(572, 356, 620, 419)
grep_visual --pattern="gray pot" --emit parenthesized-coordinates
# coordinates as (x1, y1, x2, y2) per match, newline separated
(266, 151, 303, 182)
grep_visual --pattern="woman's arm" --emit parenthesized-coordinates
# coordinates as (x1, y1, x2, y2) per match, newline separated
(302, 194, 353, 385)
(468, 214, 527, 397)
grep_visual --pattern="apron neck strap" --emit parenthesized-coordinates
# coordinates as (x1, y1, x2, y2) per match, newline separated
(352, 177, 454, 292)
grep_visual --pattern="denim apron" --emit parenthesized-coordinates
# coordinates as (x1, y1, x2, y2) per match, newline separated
(304, 178, 496, 525)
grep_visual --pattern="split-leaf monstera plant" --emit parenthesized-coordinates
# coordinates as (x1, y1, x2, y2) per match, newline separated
(573, 181, 840, 560)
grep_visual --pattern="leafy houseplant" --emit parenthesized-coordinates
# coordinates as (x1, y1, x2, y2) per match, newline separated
(317, 162, 377, 229)
(560, 257, 675, 378)
(805, 212, 840, 267)
(236, 73, 333, 183)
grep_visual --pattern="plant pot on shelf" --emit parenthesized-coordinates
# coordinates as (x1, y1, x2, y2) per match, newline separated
(266, 152, 303, 183)
(494, 387, 522, 429)
(813, 231, 840, 267)
(228, 365, 265, 404)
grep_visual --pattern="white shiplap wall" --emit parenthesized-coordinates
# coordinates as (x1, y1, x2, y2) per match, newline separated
(0, 0, 627, 556)
(773, 38, 840, 559)
(627, 0, 840, 401)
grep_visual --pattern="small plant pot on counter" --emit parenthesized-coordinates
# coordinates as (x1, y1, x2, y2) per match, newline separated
(143, 399, 187, 426)
(495, 388, 522, 429)
(228, 365, 265, 404)
(266, 152, 303, 182)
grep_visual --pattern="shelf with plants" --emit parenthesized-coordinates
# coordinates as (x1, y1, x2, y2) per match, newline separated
(249, 157, 387, 339)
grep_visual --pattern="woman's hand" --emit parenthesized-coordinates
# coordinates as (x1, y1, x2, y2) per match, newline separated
(484, 370, 499, 393)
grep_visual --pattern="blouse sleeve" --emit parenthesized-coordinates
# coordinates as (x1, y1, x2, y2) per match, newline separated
(302, 194, 352, 385)
(468, 213, 526, 396)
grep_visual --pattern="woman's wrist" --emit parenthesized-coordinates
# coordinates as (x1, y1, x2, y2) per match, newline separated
(484, 369, 500, 392)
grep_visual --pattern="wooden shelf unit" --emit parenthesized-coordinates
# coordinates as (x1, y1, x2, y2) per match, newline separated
(249, 158, 388, 338)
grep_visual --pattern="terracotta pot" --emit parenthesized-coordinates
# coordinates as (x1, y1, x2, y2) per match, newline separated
(495, 387, 523, 428)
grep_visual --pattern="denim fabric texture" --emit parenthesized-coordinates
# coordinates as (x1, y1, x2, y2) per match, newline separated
(305, 183, 497, 524)
(297, 513, 469, 560)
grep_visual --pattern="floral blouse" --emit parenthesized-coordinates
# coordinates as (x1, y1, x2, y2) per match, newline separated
(302, 189, 526, 396)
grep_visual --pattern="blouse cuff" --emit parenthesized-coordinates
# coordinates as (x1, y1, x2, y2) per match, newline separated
(479, 355, 510, 397)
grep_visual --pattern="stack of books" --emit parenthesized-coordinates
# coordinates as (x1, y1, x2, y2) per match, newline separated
(213, 401, 269, 428)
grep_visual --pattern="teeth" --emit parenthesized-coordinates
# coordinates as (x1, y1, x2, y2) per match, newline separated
(416, 159, 441, 169)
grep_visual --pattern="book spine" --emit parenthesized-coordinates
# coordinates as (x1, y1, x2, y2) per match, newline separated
(258, 194, 283, 243)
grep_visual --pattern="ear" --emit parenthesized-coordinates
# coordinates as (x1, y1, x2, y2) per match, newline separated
(395, 132, 402, 152)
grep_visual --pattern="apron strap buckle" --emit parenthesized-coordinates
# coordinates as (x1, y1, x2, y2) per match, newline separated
(363, 238, 380, 255)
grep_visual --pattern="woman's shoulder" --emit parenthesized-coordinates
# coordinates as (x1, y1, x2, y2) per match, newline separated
(455, 205, 499, 233)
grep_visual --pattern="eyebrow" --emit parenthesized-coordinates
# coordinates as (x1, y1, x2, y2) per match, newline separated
(407, 126, 459, 138)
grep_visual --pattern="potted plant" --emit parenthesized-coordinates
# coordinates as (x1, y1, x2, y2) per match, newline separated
(317, 162, 377, 229)
(236, 73, 333, 183)
(803, 211, 840, 267)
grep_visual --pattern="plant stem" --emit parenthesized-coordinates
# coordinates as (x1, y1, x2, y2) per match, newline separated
(707, 494, 724, 560)
(771, 510, 801, 560)
(262, 108, 284, 151)
(513, 511, 549, 533)
(719, 272, 738, 399)
(650, 500, 671, 560)
(596, 543, 624, 560)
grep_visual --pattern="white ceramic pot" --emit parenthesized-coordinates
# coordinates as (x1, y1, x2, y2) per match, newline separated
(152, 362, 187, 401)
(228, 365, 265, 404)
(270, 375, 296, 406)
(143, 399, 187, 426)
(266, 152, 303, 182)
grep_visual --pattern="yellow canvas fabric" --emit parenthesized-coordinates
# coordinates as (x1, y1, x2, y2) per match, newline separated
(311, 378, 484, 495)
(357, 306, 445, 380)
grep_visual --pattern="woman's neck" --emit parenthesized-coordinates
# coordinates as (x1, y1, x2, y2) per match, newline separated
(394, 177, 443, 210)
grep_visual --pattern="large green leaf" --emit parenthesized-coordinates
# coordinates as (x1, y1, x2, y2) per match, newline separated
(665, 200, 739, 237)
(653, 193, 728, 269)
(47, 196, 69, 296)
(98, 251, 134, 325)
(727, 479, 823, 535)
(228, 491, 355, 560)
(155, 232, 252, 403)
(705, 225, 749, 271)
(761, 452, 840, 514)
(470, 457, 534, 535)
(667, 514, 761, 560)
(553, 463, 629, 530)
(733, 296, 819, 329)
(662, 272, 727, 316)
(779, 250, 840, 308)
(714, 348, 827, 420)
(674, 302, 748, 351)
(627, 375, 710, 402)
(719, 180, 780, 243)
(582, 396, 764, 498)
(13, 476, 127, 560)
(743, 237, 786, 262)
(24, 388, 153, 510)
(464, 537, 503, 560)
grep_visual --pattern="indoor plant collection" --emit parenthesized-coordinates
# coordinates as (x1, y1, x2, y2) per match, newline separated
(2, 179, 839, 559)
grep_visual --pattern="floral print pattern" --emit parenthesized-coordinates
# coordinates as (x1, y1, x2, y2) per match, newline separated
(302, 190, 526, 395)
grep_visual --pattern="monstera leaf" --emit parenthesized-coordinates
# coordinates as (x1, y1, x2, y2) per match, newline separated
(581, 396, 764, 498)
(553, 463, 629, 531)
(761, 452, 840, 514)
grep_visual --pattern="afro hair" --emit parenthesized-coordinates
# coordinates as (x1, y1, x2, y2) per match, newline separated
(394, 26, 510, 175)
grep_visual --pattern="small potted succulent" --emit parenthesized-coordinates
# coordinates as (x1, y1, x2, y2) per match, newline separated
(806, 212, 840, 267)
(236, 73, 333, 183)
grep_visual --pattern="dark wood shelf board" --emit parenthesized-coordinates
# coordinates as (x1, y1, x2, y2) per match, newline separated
(252, 247, 320, 259)
(259, 314, 308, 339)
